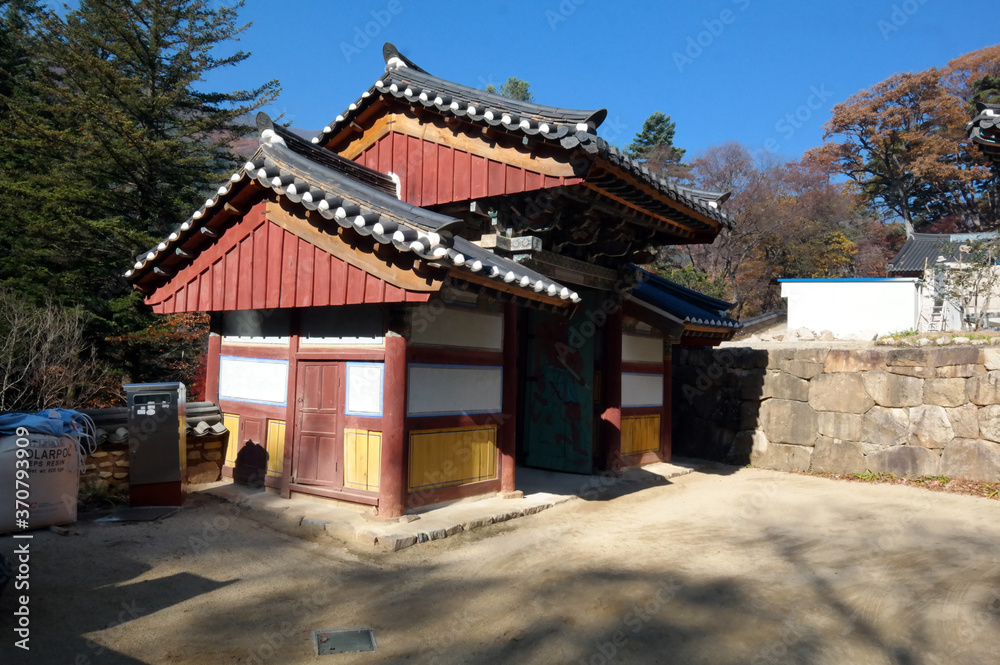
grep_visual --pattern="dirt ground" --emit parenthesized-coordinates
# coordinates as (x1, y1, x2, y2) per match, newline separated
(2, 466, 1000, 665)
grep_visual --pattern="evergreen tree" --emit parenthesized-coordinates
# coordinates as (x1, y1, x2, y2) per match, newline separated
(628, 111, 685, 162)
(0, 0, 280, 394)
(486, 77, 534, 102)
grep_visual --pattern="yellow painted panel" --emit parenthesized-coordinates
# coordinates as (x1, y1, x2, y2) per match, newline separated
(621, 415, 661, 455)
(344, 429, 381, 491)
(408, 426, 498, 492)
(266, 420, 286, 477)
(222, 413, 240, 466)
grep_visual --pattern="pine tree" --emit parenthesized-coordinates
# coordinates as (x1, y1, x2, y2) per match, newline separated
(486, 77, 534, 102)
(628, 111, 685, 162)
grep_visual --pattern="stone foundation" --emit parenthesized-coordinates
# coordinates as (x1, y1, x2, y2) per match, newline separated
(674, 346, 1000, 481)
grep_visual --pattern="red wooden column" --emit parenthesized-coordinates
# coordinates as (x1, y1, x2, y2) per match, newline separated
(661, 348, 673, 462)
(380, 332, 408, 517)
(204, 316, 222, 404)
(601, 308, 624, 471)
(500, 303, 518, 492)
(281, 309, 302, 499)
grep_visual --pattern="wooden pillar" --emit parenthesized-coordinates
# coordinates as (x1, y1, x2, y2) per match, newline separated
(601, 308, 623, 471)
(661, 348, 673, 462)
(280, 309, 301, 499)
(500, 303, 518, 492)
(204, 316, 222, 404)
(380, 332, 408, 517)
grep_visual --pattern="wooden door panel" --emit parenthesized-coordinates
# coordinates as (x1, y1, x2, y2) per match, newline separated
(293, 362, 343, 488)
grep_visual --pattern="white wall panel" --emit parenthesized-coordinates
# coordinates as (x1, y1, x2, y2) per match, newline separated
(622, 373, 664, 408)
(219, 357, 288, 405)
(410, 308, 503, 350)
(622, 334, 663, 363)
(407, 364, 503, 416)
(346, 363, 383, 416)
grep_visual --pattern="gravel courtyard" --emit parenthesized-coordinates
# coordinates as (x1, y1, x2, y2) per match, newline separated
(2, 466, 999, 665)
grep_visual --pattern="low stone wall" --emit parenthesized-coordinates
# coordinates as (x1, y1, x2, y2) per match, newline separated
(673, 346, 1000, 481)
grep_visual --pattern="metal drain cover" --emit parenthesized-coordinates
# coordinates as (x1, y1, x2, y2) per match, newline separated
(313, 628, 377, 655)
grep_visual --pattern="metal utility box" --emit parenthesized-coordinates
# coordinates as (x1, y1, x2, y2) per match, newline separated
(125, 382, 186, 506)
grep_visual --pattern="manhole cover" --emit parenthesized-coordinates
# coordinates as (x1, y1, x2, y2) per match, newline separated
(313, 628, 377, 655)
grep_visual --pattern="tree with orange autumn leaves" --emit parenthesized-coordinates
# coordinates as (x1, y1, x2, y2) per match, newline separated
(808, 45, 1000, 235)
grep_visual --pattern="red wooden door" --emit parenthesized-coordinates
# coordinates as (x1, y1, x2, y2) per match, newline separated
(293, 362, 343, 488)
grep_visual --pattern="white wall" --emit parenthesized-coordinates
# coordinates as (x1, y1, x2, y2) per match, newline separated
(780, 279, 921, 337)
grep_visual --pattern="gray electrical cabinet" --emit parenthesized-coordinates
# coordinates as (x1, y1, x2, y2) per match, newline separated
(125, 382, 187, 506)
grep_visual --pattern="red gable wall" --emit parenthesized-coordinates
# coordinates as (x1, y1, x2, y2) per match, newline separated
(354, 131, 580, 207)
(147, 201, 431, 314)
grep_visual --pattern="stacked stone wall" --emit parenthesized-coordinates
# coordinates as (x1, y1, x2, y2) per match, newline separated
(673, 346, 1000, 481)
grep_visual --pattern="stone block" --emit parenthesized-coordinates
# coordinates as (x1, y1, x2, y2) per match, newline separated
(766, 350, 794, 370)
(868, 446, 941, 477)
(760, 399, 818, 445)
(922, 378, 967, 407)
(99, 461, 112, 468)
(762, 371, 810, 401)
(985, 349, 1000, 371)
(187, 450, 202, 461)
(203, 441, 223, 450)
(739, 369, 767, 399)
(739, 401, 761, 431)
(809, 373, 875, 413)
(941, 439, 1000, 482)
(887, 366, 937, 379)
(751, 441, 813, 472)
(728, 430, 756, 465)
(978, 404, 1000, 443)
(114, 460, 130, 468)
(377, 534, 418, 551)
(780, 359, 825, 380)
(113, 472, 128, 480)
(908, 405, 954, 449)
(794, 348, 831, 363)
(91, 451, 109, 459)
(824, 350, 887, 373)
(886, 348, 932, 367)
(98, 471, 113, 479)
(204, 451, 222, 461)
(187, 461, 221, 484)
(936, 364, 986, 379)
(862, 406, 910, 451)
(817, 412, 864, 441)
(811, 438, 867, 474)
(966, 371, 1000, 405)
(931, 347, 982, 367)
(946, 404, 980, 439)
(862, 371, 923, 408)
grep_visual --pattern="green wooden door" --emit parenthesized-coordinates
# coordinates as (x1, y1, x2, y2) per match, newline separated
(522, 306, 595, 474)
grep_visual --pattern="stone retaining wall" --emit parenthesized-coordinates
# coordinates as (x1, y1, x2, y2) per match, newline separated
(673, 346, 1000, 481)
(79, 433, 228, 495)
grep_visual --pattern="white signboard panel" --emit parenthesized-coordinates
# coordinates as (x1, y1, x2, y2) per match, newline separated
(622, 372, 664, 408)
(219, 356, 288, 405)
(346, 363, 384, 416)
(410, 308, 503, 350)
(622, 334, 663, 363)
(407, 364, 503, 416)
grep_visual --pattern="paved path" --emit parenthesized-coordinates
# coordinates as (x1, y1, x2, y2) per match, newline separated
(3, 466, 999, 664)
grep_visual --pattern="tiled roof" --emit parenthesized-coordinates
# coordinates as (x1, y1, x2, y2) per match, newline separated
(312, 43, 730, 230)
(627, 267, 742, 331)
(128, 113, 581, 304)
(967, 103, 1000, 161)
(888, 232, 999, 274)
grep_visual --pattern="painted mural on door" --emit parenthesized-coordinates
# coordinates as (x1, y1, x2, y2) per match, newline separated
(294, 362, 343, 488)
(522, 306, 595, 473)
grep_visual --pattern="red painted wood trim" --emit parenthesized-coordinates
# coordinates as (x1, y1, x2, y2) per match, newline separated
(379, 334, 407, 517)
(622, 361, 664, 374)
(218, 400, 286, 421)
(295, 348, 386, 362)
(219, 344, 290, 360)
(601, 309, 623, 471)
(406, 477, 503, 511)
(288, 484, 378, 506)
(500, 303, 517, 492)
(406, 347, 504, 366)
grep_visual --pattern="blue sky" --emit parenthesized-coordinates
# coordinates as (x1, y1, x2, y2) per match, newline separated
(201, 0, 996, 162)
